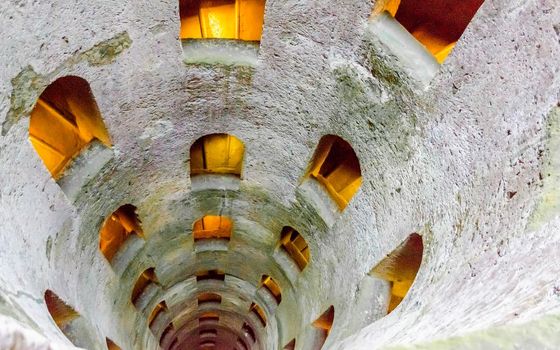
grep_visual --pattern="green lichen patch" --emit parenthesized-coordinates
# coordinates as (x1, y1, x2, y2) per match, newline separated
(1, 66, 46, 136)
(332, 64, 368, 101)
(366, 50, 406, 89)
(384, 313, 560, 350)
(527, 105, 560, 231)
(1, 32, 132, 135)
(331, 63, 417, 164)
(82, 32, 132, 66)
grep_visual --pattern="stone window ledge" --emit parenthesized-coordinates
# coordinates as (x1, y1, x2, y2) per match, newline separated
(191, 173, 241, 192)
(365, 12, 440, 88)
(57, 140, 114, 202)
(182, 39, 259, 67)
(297, 179, 341, 228)
(112, 235, 145, 276)
(272, 248, 302, 285)
(194, 238, 230, 253)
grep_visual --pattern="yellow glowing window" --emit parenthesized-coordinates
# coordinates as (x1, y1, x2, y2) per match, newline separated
(280, 226, 310, 271)
(44, 290, 80, 331)
(99, 204, 143, 263)
(196, 269, 226, 281)
(179, 0, 265, 41)
(148, 301, 168, 328)
(260, 275, 282, 304)
(249, 302, 266, 327)
(307, 135, 362, 210)
(106, 338, 121, 350)
(29, 76, 111, 179)
(190, 134, 244, 177)
(312, 306, 334, 349)
(193, 216, 233, 241)
(372, 0, 485, 63)
(198, 292, 222, 305)
(371, 233, 423, 313)
(131, 268, 158, 306)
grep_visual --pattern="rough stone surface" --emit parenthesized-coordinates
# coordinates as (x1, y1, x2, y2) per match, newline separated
(0, 0, 559, 349)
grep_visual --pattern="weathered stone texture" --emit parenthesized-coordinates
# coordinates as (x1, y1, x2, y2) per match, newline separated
(0, 0, 559, 349)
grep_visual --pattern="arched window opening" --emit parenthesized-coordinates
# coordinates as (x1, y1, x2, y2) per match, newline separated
(371, 233, 423, 313)
(99, 204, 143, 263)
(198, 292, 222, 305)
(311, 306, 334, 350)
(260, 275, 282, 304)
(131, 268, 159, 307)
(190, 133, 244, 177)
(249, 302, 266, 327)
(44, 290, 80, 336)
(237, 337, 248, 350)
(179, 0, 265, 42)
(200, 311, 220, 324)
(196, 269, 226, 282)
(200, 339, 216, 348)
(242, 323, 256, 343)
(106, 338, 121, 350)
(193, 216, 233, 241)
(43, 290, 96, 347)
(307, 135, 362, 210)
(372, 0, 485, 63)
(160, 323, 175, 345)
(200, 329, 218, 337)
(283, 339, 296, 350)
(149, 301, 168, 328)
(29, 76, 111, 179)
(280, 226, 310, 271)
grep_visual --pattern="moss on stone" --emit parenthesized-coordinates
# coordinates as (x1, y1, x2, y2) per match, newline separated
(82, 32, 132, 66)
(1, 66, 45, 136)
(333, 64, 367, 100)
(527, 105, 560, 231)
(384, 313, 560, 350)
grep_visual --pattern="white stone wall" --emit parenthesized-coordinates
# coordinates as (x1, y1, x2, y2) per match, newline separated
(0, 0, 559, 349)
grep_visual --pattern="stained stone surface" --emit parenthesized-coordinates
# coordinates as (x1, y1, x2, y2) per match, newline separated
(0, 0, 559, 349)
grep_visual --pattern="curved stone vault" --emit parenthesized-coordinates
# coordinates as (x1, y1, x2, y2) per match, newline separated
(0, 0, 560, 349)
